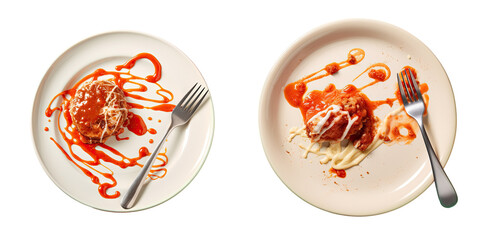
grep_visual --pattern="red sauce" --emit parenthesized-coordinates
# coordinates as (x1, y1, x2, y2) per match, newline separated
(380, 113, 419, 143)
(392, 124, 416, 139)
(44, 127, 49, 131)
(325, 62, 340, 74)
(128, 102, 175, 112)
(354, 63, 391, 90)
(127, 113, 148, 136)
(149, 139, 154, 144)
(115, 128, 129, 141)
(370, 98, 396, 109)
(44, 53, 173, 199)
(147, 128, 157, 134)
(284, 82, 307, 108)
(329, 168, 346, 178)
(368, 69, 387, 81)
(150, 104, 176, 111)
(348, 53, 357, 64)
(147, 117, 152, 121)
(284, 48, 365, 109)
(115, 52, 162, 83)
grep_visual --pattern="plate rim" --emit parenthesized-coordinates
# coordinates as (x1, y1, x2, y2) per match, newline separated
(31, 30, 215, 212)
(258, 18, 457, 216)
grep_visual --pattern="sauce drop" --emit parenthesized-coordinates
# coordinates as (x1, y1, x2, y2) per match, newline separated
(147, 128, 157, 134)
(127, 113, 148, 136)
(329, 168, 347, 178)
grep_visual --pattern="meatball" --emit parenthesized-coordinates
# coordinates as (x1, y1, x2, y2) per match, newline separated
(69, 79, 129, 144)
(305, 88, 375, 151)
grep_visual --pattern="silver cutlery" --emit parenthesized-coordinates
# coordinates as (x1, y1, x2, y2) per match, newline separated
(397, 69, 457, 207)
(121, 83, 209, 209)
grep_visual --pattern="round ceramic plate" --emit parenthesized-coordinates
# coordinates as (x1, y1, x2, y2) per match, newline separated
(259, 19, 456, 216)
(32, 32, 214, 212)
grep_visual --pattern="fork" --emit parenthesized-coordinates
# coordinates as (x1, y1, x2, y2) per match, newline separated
(397, 69, 457, 208)
(121, 83, 209, 209)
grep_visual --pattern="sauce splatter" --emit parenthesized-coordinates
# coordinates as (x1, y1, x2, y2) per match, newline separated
(329, 168, 346, 178)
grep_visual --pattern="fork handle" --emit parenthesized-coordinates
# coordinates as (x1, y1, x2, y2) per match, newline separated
(418, 123, 458, 208)
(121, 123, 175, 209)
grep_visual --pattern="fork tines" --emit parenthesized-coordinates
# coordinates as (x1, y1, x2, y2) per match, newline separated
(177, 83, 209, 113)
(397, 68, 423, 104)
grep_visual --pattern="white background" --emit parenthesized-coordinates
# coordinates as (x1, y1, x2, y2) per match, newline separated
(2, 0, 479, 239)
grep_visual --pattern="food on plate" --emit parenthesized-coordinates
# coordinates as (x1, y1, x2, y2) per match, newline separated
(70, 79, 129, 144)
(304, 84, 375, 151)
(45, 53, 175, 198)
(284, 49, 429, 176)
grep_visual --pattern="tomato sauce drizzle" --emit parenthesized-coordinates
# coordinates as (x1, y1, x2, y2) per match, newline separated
(45, 53, 173, 199)
(115, 128, 129, 141)
(284, 48, 365, 108)
(353, 63, 391, 90)
(283, 48, 430, 178)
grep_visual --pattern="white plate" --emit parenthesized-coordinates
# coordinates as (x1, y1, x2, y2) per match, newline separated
(32, 32, 214, 212)
(259, 19, 456, 216)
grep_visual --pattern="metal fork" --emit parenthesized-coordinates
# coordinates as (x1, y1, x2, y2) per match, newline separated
(121, 83, 209, 209)
(397, 69, 457, 208)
